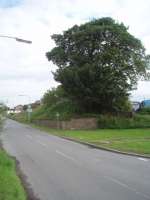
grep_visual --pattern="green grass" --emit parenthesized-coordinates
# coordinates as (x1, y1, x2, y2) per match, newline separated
(98, 114, 150, 129)
(12, 110, 150, 129)
(138, 107, 150, 115)
(0, 149, 26, 200)
(11, 112, 150, 155)
(9, 113, 29, 123)
(32, 125, 150, 155)
(31, 100, 78, 121)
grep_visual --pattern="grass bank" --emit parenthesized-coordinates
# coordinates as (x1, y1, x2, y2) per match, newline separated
(32, 125, 150, 155)
(10, 109, 150, 129)
(0, 149, 26, 200)
(10, 112, 150, 155)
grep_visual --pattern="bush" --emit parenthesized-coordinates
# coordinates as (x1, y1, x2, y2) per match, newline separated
(10, 112, 29, 123)
(31, 99, 79, 121)
(98, 114, 150, 129)
(98, 115, 131, 129)
(42, 86, 66, 107)
(138, 107, 150, 115)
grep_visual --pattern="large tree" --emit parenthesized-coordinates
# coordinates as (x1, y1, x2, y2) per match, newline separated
(46, 17, 149, 113)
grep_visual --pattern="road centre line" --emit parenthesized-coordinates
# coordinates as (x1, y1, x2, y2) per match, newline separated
(56, 150, 77, 163)
(37, 140, 47, 147)
(138, 158, 148, 162)
(105, 176, 150, 200)
(26, 135, 33, 139)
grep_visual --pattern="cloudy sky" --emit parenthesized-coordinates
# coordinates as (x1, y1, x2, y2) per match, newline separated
(0, 0, 150, 107)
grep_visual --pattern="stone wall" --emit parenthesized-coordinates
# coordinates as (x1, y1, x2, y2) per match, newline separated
(33, 117, 97, 130)
(33, 119, 58, 129)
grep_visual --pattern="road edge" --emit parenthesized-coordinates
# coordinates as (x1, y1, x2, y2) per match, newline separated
(9, 119, 150, 159)
(58, 136, 150, 159)
(15, 158, 41, 200)
(0, 132, 40, 200)
(30, 123, 150, 159)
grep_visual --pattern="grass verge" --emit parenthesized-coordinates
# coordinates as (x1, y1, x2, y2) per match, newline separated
(32, 125, 150, 155)
(0, 149, 26, 200)
(9, 114, 150, 156)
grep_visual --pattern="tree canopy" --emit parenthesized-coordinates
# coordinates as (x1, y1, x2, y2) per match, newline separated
(46, 17, 150, 113)
(42, 86, 65, 107)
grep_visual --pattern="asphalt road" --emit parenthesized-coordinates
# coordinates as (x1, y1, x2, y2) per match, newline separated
(1, 119, 150, 200)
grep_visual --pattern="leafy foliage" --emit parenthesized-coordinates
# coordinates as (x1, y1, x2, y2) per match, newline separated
(23, 105, 28, 111)
(138, 107, 150, 115)
(98, 114, 150, 129)
(31, 99, 79, 120)
(0, 103, 7, 113)
(46, 17, 149, 113)
(42, 85, 65, 107)
(31, 86, 80, 120)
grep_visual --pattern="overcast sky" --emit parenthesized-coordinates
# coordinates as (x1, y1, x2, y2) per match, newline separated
(0, 0, 150, 107)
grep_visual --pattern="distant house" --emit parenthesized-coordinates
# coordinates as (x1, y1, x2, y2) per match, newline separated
(14, 105, 24, 113)
(131, 101, 141, 111)
(7, 109, 15, 114)
(141, 100, 150, 108)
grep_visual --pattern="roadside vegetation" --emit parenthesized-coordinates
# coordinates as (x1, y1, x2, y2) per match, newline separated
(11, 110, 150, 129)
(0, 104, 26, 200)
(11, 112, 150, 155)
(0, 149, 26, 200)
(0, 103, 7, 130)
(35, 18, 149, 122)
(30, 125, 150, 155)
(11, 17, 150, 123)
(10, 17, 150, 156)
(98, 114, 150, 129)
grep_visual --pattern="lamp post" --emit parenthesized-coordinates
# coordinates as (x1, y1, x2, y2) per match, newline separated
(0, 35, 32, 118)
(0, 35, 32, 44)
(18, 95, 32, 122)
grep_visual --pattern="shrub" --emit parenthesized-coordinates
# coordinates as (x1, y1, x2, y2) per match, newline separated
(98, 114, 150, 129)
(31, 99, 79, 121)
(138, 107, 150, 115)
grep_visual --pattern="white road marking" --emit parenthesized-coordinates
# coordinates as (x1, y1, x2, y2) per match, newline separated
(36, 135, 42, 139)
(138, 158, 148, 162)
(95, 158, 101, 163)
(106, 176, 132, 188)
(56, 150, 77, 163)
(26, 135, 32, 140)
(37, 140, 47, 147)
(106, 176, 150, 199)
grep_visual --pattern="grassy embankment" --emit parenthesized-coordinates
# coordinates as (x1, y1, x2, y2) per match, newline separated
(10, 105, 150, 156)
(0, 108, 26, 200)
(0, 149, 26, 200)
(31, 125, 150, 155)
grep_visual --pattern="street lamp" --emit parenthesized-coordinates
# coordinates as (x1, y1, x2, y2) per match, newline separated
(0, 35, 32, 44)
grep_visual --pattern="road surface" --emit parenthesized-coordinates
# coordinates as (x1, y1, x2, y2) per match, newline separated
(1, 119, 150, 200)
